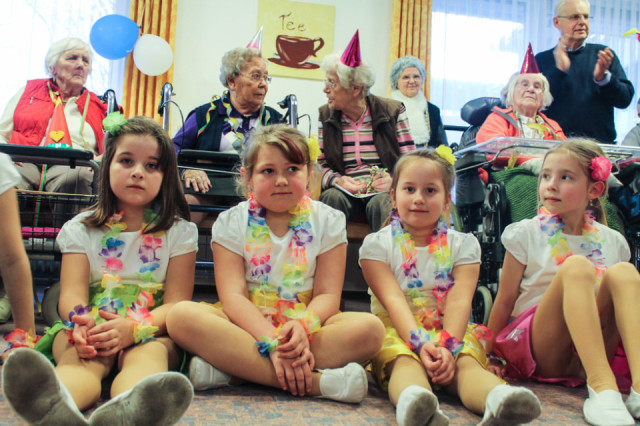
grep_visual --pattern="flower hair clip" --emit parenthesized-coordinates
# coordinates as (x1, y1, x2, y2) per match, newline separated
(435, 145, 456, 165)
(103, 111, 127, 135)
(307, 135, 321, 163)
(590, 156, 611, 181)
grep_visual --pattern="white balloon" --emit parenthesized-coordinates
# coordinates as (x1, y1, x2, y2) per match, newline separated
(133, 34, 173, 76)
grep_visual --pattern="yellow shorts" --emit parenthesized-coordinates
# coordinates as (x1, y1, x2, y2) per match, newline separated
(370, 320, 489, 391)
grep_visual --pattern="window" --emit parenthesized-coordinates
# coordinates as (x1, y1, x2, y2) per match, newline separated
(0, 0, 130, 112)
(431, 0, 640, 143)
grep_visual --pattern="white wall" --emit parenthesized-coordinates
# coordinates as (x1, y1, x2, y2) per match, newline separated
(170, 0, 392, 137)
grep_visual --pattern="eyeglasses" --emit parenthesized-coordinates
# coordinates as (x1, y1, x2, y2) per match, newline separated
(557, 14, 592, 21)
(241, 73, 272, 83)
(324, 79, 338, 89)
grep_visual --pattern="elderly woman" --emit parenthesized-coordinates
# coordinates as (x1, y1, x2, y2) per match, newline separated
(389, 56, 447, 149)
(318, 32, 415, 232)
(0, 37, 109, 194)
(476, 72, 565, 143)
(173, 47, 282, 224)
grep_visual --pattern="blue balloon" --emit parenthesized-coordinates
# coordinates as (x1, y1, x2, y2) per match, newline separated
(90, 14, 139, 60)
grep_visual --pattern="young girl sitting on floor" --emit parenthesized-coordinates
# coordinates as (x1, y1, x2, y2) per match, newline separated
(360, 148, 541, 426)
(2, 115, 198, 425)
(167, 124, 385, 401)
(488, 139, 640, 426)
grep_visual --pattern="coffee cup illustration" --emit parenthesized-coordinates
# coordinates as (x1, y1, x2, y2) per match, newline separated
(274, 35, 324, 68)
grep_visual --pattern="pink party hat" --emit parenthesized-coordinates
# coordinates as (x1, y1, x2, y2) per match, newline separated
(520, 43, 540, 74)
(340, 30, 362, 67)
(247, 26, 263, 52)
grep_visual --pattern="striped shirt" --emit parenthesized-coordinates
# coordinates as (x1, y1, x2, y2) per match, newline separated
(318, 106, 414, 189)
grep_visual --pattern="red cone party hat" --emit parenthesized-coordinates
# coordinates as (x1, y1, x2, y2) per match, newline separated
(340, 30, 362, 67)
(520, 43, 540, 74)
(247, 26, 263, 52)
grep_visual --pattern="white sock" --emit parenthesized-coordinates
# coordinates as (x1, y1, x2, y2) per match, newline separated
(2, 348, 87, 425)
(625, 386, 640, 418)
(88, 372, 193, 426)
(583, 385, 634, 426)
(318, 362, 367, 403)
(479, 384, 541, 425)
(396, 385, 449, 426)
(188, 356, 231, 391)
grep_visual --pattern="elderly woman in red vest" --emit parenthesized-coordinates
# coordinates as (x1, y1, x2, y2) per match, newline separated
(0, 37, 108, 194)
(476, 44, 565, 144)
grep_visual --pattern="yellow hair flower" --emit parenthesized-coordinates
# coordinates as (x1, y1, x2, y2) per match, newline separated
(435, 145, 456, 165)
(307, 135, 321, 163)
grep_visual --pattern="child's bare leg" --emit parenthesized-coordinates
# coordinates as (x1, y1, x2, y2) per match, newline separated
(598, 262, 640, 391)
(532, 256, 615, 391)
(387, 355, 430, 405)
(167, 301, 284, 387)
(167, 301, 369, 402)
(450, 355, 541, 424)
(111, 337, 179, 397)
(53, 330, 113, 411)
(387, 355, 448, 426)
(448, 355, 501, 413)
(310, 312, 385, 368)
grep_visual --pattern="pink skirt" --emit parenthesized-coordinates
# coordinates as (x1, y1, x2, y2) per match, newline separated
(494, 304, 584, 387)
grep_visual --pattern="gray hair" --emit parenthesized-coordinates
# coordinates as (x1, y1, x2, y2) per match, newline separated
(502, 72, 553, 110)
(389, 56, 426, 90)
(45, 38, 92, 77)
(321, 52, 375, 96)
(219, 48, 263, 88)
(555, 0, 590, 16)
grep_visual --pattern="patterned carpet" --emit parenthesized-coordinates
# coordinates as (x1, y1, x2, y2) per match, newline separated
(0, 368, 596, 425)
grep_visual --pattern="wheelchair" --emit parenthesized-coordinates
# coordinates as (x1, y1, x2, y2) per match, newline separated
(0, 89, 119, 326)
(453, 129, 640, 324)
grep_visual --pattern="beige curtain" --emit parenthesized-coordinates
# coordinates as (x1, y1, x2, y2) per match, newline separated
(389, 0, 432, 99)
(121, 0, 178, 126)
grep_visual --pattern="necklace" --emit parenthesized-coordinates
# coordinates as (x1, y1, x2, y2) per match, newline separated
(69, 209, 165, 343)
(246, 193, 322, 332)
(247, 193, 313, 301)
(390, 212, 453, 329)
(221, 93, 269, 152)
(538, 207, 606, 283)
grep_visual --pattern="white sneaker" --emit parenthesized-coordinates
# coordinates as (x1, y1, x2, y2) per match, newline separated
(2, 348, 87, 425)
(318, 362, 368, 403)
(478, 384, 541, 425)
(188, 355, 232, 391)
(626, 386, 640, 418)
(89, 371, 193, 426)
(583, 385, 634, 426)
(396, 385, 449, 426)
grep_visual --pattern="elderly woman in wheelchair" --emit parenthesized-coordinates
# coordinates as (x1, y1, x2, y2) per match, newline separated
(476, 46, 566, 144)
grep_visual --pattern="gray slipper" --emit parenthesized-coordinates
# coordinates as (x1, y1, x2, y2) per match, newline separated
(2, 348, 87, 425)
(88, 372, 193, 426)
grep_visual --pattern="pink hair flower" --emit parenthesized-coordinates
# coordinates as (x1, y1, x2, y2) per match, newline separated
(590, 156, 611, 181)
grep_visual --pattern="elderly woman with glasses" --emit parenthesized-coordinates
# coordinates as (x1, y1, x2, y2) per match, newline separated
(317, 32, 415, 232)
(389, 56, 447, 149)
(476, 71, 566, 144)
(173, 47, 282, 224)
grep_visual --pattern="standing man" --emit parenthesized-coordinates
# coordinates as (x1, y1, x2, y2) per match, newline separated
(535, 0, 634, 144)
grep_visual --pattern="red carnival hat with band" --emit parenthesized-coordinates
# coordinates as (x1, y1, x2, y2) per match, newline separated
(520, 43, 540, 74)
(340, 30, 362, 67)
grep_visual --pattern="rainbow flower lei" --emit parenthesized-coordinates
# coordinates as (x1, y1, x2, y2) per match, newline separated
(246, 193, 321, 338)
(538, 207, 606, 283)
(66, 209, 163, 344)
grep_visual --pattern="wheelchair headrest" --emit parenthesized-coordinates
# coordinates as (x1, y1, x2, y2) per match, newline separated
(460, 97, 503, 126)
